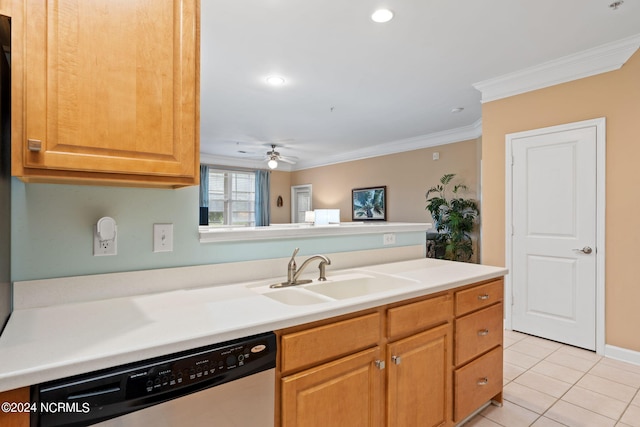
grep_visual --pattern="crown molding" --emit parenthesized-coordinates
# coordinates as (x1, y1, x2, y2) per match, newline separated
(201, 120, 482, 172)
(199, 153, 294, 171)
(473, 33, 640, 103)
(292, 119, 482, 171)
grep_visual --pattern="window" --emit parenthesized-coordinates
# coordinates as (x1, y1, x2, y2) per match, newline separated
(207, 169, 256, 227)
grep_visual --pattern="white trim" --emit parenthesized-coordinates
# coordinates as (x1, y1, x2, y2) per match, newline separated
(292, 119, 482, 171)
(201, 120, 482, 172)
(474, 34, 640, 103)
(505, 118, 606, 355)
(291, 184, 313, 223)
(605, 345, 640, 367)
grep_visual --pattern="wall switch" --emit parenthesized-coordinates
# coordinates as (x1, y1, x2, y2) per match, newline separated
(153, 223, 174, 252)
(433, 152, 440, 161)
(94, 216, 117, 256)
(383, 233, 396, 245)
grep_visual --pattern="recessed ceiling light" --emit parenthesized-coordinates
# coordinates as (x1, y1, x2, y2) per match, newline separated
(371, 9, 394, 23)
(451, 107, 464, 114)
(265, 76, 285, 86)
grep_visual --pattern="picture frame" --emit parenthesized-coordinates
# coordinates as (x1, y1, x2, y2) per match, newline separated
(352, 186, 387, 221)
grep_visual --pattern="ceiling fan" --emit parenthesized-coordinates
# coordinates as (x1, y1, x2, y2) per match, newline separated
(265, 144, 297, 169)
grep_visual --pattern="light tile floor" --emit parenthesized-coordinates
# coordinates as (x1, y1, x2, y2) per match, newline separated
(462, 330, 640, 427)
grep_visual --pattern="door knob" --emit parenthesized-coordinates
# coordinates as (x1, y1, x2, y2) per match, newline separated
(573, 246, 593, 254)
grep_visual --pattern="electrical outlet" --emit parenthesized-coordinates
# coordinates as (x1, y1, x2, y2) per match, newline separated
(93, 229, 117, 256)
(383, 233, 396, 245)
(153, 223, 174, 253)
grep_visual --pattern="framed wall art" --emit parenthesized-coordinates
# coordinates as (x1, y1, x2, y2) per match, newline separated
(352, 186, 386, 221)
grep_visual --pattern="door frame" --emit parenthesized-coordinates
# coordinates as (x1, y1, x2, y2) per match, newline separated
(504, 118, 606, 354)
(291, 184, 312, 223)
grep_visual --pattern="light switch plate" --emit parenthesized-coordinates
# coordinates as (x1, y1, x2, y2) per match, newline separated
(153, 223, 174, 252)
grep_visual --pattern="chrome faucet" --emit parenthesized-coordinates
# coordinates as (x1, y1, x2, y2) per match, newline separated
(271, 248, 331, 288)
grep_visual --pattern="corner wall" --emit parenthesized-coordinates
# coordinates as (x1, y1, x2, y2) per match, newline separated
(481, 49, 640, 351)
(291, 139, 481, 224)
(269, 170, 291, 223)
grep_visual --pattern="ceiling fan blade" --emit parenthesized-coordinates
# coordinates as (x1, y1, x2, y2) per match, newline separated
(278, 156, 297, 164)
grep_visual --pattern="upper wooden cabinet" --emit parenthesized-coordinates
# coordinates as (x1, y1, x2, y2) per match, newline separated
(11, 0, 200, 188)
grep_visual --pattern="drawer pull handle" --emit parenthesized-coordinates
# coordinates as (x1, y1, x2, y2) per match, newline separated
(392, 355, 401, 365)
(477, 377, 489, 386)
(478, 294, 490, 300)
(375, 360, 385, 370)
(478, 329, 489, 336)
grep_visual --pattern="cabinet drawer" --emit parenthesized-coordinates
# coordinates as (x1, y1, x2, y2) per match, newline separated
(455, 279, 503, 316)
(387, 293, 452, 339)
(454, 345, 503, 421)
(455, 303, 503, 365)
(280, 313, 381, 374)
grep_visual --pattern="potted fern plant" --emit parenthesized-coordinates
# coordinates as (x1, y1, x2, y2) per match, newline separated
(425, 173, 479, 262)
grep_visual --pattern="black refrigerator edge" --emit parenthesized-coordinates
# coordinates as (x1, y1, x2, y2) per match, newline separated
(0, 14, 11, 332)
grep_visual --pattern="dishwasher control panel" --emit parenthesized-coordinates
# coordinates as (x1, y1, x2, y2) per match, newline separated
(125, 334, 274, 398)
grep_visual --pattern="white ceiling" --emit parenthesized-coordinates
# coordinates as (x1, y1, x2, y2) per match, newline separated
(200, 0, 640, 171)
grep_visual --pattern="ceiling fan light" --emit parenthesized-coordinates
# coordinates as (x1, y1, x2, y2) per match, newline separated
(268, 158, 278, 169)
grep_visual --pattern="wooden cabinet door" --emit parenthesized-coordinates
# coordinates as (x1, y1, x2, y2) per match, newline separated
(0, 388, 29, 427)
(15, 0, 198, 186)
(281, 347, 384, 427)
(387, 324, 452, 427)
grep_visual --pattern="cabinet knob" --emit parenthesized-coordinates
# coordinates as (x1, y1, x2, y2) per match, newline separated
(477, 329, 489, 336)
(478, 294, 490, 301)
(27, 139, 42, 152)
(392, 355, 402, 365)
(477, 377, 489, 386)
(374, 360, 385, 370)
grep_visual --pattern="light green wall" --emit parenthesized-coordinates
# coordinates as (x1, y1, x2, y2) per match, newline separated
(10, 178, 424, 282)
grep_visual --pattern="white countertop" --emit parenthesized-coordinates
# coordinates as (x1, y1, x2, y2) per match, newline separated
(0, 258, 506, 393)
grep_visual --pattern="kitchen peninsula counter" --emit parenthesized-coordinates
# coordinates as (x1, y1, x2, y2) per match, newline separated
(0, 257, 506, 393)
(199, 221, 429, 243)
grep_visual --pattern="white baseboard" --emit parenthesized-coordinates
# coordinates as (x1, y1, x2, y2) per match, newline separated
(605, 344, 640, 366)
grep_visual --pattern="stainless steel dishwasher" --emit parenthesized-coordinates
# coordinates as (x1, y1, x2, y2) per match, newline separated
(31, 332, 276, 427)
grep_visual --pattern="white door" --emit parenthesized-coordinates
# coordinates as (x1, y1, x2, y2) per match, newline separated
(510, 124, 598, 350)
(291, 184, 312, 223)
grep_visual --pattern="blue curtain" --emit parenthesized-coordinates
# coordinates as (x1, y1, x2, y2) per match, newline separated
(255, 170, 270, 227)
(199, 165, 209, 226)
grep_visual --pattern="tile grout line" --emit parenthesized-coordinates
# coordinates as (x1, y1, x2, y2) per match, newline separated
(615, 387, 640, 426)
(475, 333, 640, 426)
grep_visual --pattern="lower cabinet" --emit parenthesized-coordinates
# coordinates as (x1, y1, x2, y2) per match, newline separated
(0, 387, 29, 427)
(453, 279, 505, 423)
(277, 278, 504, 427)
(277, 292, 456, 427)
(387, 324, 451, 427)
(281, 347, 384, 427)
(453, 346, 503, 421)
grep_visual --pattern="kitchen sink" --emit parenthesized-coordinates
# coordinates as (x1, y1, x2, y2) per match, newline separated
(261, 288, 331, 306)
(247, 271, 418, 305)
(303, 273, 418, 300)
